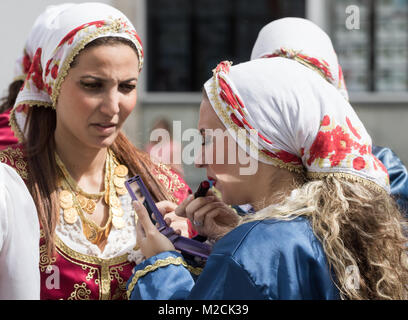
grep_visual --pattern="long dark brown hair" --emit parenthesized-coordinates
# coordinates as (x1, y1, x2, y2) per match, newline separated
(24, 37, 173, 257)
(0, 79, 24, 113)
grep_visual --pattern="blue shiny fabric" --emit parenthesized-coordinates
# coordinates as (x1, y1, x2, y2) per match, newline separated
(127, 217, 340, 300)
(373, 145, 408, 216)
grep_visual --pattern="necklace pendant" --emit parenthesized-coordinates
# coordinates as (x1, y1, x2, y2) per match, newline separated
(112, 216, 125, 229)
(111, 206, 124, 217)
(110, 195, 121, 208)
(76, 194, 88, 209)
(114, 165, 128, 177)
(86, 227, 98, 242)
(59, 190, 74, 209)
(84, 199, 96, 214)
(116, 186, 128, 196)
(113, 176, 126, 188)
(63, 207, 78, 224)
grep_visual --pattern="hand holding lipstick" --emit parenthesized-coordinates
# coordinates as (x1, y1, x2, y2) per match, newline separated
(175, 181, 241, 241)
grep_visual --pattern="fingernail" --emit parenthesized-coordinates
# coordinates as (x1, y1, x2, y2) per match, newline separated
(188, 189, 193, 195)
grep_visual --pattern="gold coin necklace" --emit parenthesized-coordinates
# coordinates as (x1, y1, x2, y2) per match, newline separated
(56, 149, 129, 244)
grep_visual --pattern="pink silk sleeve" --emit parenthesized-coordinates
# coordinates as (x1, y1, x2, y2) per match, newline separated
(0, 109, 18, 150)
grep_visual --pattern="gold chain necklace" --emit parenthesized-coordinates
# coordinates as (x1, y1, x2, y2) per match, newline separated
(56, 149, 129, 244)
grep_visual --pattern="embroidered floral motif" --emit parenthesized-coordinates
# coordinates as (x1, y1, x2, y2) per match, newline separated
(45, 58, 53, 77)
(154, 163, 186, 202)
(230, 113, 244, 128)
(215, 60, 231, 74)
(353, 157, 366, 170)
(263, 48, 334, 83)
(0, 146, 28, 181)
(67, 283, 91, 300)
(39, 244, 57, 272)
(57, 20, 106, 48)
(346, 116, 361, 139)
(23, 51, 31, 74)
(26, 47, 44, 91)
(51, 64, 59, 79)
(261, 149, 302, 165)
(307, 115, 388, 178)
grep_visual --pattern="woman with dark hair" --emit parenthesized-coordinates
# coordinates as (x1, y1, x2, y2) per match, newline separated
(0, 3, 193, 300)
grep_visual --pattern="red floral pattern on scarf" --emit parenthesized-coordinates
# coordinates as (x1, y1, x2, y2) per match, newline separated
(308, 118, 357, 167)
(57, 20, 106, 48)
(230, 113, 244, 128)
(329, 125, 353, 167)
(307, 115, 388, 177)
(263, 48, 334, 83)
(261, 149, 302, 165)
(346, 116, 361, 139)
(353, 157, 366, 170)
(219, 77, 238, 110)
(127, 29, 144, 58)
(51, 64, 59, 79)
(217, 68, 274, 147)
(45, 58, 53, 77)
(216, 61, 231, 74)
(26, 48, 44, 91)
(23, 52, 31, 74)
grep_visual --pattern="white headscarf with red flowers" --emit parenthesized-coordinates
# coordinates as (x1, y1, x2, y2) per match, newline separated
(11, 2, 144, 142)
(250, 17, 349, 101)
(204, 58, 390, 193)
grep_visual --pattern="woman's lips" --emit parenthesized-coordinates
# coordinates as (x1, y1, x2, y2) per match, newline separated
(92, 123, 116, 134)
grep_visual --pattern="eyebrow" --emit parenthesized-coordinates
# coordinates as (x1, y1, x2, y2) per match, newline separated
(80, 75, 138, 82)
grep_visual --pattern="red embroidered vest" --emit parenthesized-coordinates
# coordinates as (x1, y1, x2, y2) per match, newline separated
(0, 144, 192, 299)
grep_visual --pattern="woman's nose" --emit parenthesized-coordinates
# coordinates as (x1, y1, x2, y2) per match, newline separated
(100, 89, 120, 116)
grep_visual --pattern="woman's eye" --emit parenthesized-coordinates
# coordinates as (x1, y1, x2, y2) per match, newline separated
(119, 83, 136, 93)
(80, 81, 102, 90)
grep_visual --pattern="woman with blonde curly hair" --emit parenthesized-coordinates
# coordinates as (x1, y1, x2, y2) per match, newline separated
(127, 57, 408, 300)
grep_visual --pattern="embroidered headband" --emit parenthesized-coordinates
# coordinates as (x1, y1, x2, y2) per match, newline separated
(10, 3, 144, 142)
(251, 17, 348, 101)
(204, 59, 390, 193)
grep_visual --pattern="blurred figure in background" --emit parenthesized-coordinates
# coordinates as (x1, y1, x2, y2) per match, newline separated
(145, 117, 184, 176)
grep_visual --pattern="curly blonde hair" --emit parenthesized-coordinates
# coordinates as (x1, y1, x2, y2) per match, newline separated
(244, 175, 408, 300)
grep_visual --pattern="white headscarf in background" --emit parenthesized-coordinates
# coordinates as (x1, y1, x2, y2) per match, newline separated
(251, 17, 349, 101)
(204, 59, 390, 193)
(11, 2, 144, 142)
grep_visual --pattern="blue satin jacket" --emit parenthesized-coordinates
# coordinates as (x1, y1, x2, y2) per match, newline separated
(373, 146, 408, 216)
(127, 217, 340, 300)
